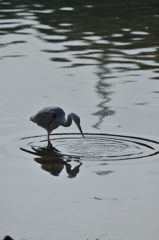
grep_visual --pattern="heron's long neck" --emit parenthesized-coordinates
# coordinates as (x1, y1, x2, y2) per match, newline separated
(60, 114, 72, 127)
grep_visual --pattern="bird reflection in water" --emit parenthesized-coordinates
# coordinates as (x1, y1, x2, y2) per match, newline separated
(20, 145, 82, 178)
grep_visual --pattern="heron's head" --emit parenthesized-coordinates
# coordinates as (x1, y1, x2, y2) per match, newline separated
(70, 113, 84, 137)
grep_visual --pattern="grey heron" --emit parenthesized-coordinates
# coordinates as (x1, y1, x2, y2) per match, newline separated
(30, 106, 84, 147)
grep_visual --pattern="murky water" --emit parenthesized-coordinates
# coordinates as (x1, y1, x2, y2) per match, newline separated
(1, 1, 159, 240)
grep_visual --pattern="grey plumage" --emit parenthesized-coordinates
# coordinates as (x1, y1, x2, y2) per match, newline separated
(30, 106, 84, 147)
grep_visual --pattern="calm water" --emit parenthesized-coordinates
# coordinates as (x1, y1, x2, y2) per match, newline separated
(0, 1, 159, 240)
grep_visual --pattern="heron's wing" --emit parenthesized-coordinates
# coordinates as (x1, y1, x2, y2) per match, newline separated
(33, 109, 56, 128)
(44, 110, 56, 127)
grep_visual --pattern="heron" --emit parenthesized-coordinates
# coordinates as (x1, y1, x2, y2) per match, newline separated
(30, 106, 84, 147)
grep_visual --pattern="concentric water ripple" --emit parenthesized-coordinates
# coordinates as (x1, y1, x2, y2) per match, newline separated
(21, 133, 159, 161)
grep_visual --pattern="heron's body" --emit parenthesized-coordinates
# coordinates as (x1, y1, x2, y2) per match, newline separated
(30, 106, 84, 147)
(31, 107, 66, 132)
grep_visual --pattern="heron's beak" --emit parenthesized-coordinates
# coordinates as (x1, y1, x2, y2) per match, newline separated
(78, 125, 84, 138)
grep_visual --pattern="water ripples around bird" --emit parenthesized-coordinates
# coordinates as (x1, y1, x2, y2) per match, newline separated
(20, 133, 159, 161)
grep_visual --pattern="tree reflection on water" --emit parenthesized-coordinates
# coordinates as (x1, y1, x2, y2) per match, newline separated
(1, 0, 159, 128)
(92, 52, 115, 129)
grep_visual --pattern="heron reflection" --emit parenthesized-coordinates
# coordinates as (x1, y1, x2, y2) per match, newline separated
(20, 145, 82, 178)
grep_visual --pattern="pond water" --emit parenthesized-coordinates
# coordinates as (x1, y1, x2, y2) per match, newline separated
(0, 1, 159, 240)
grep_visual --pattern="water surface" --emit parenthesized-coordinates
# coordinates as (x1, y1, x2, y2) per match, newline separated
(0, 1, 159, 240)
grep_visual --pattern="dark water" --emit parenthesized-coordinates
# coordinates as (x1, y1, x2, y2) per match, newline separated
(0, 1, 159, 240)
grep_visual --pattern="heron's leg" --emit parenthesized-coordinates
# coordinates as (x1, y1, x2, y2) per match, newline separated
(47, 132, 50, 143)
(47, 132, 53, 148)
